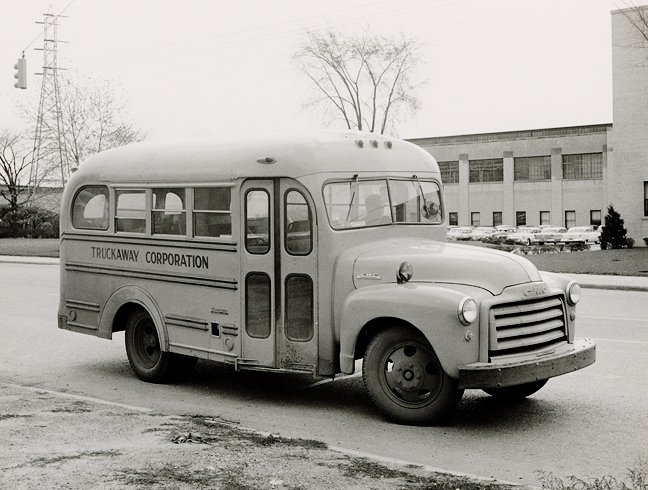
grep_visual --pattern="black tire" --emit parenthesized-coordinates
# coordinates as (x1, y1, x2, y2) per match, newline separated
(125, 309, 197, 383)
(362, 325, 464, 425)
(482, 379, 548, 401)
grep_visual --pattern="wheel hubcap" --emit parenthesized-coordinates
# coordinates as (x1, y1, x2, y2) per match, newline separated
(382, 343, 441, 406)
(135, 319, 160, 368)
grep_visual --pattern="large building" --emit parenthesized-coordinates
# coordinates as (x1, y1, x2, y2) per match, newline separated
(409, 6, 648, 245)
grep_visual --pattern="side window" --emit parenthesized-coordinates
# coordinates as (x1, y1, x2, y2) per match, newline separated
(245, 190, 270, 254)
(285, 190, 312, 255)
(152, 188, 186, 236)
(245, 273, 271, 339)
(285, 275, 314, 341)
(72, 186, 109, 230)
(115, 190, 146, 233)
(194, 187, 232, 238)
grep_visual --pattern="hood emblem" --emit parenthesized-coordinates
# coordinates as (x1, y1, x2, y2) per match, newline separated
(523, 284, 548, 297)
(357, 272, 382, 280)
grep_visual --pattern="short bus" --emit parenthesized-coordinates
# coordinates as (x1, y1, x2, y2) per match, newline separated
(58, 131, 595, 425)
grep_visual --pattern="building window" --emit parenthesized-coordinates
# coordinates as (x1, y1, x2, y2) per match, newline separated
(449, 212, 458, 226)
(590, 210, 602, 227)
(469, 158, 503, 183)
(540, 211, 551, 226)
(438, 161, 459, 184)
(644, 182, 648, 217)
(565, 210, 576, 229)
(516, 211, 526, 226)
(562, 153, 603, 180)
(514, 156, 551, 181)
(493, 211, 502, 227)
(471, 212, 480, 226)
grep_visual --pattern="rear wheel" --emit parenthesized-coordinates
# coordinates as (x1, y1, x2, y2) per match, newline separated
(362, 325, 463, 425)
(125, 309, 197, 383)
(482, 379, 548, 401)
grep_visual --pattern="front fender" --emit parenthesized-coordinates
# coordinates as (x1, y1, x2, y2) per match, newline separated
(339, 283, 481, 377)
(99, 286, 168, 351)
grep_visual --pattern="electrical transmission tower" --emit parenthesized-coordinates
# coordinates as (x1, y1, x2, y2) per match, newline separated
(29, 6, 69, 191)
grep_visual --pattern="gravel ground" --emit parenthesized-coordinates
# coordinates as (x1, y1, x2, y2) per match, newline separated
(0, 383, 521, 490)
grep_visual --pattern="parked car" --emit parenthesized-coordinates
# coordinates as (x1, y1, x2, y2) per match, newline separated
(534, 226, 567, 244)
(561, 226, 601, 244)
(507, 227, 542, 245)
(446, 226, 473, 241)
(468, 226, 496, 241)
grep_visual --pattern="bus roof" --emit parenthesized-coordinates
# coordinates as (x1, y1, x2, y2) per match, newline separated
(69, 131, 439, 184)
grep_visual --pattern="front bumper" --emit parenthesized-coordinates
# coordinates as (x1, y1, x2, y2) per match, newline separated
(458, 338, 596, 389)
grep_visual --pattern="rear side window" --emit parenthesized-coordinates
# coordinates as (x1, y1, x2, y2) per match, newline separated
(72, 186, 109, 230)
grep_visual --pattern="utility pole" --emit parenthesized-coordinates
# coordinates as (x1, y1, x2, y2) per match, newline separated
(28, 5, 69, 193)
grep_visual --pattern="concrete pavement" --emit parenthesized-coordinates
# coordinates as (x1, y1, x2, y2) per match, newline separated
(2, 255, 648, 292)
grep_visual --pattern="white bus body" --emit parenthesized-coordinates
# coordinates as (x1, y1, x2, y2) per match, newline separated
(58, 131, 595, 424)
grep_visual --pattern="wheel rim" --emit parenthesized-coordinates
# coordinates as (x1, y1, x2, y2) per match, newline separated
(131, 316, 161, 369)
(378, 341, 443, 408)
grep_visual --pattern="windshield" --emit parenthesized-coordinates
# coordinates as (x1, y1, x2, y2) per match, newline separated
(323, 178, 442, 230)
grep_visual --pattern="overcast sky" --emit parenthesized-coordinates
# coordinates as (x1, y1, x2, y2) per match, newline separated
(2, 0, 643, 141)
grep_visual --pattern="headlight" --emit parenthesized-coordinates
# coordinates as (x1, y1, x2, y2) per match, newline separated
(458, 297, 478, 325)
(566, 281, 581, 306)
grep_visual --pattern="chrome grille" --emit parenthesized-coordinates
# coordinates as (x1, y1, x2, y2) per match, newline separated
(489, 296, 567, 356)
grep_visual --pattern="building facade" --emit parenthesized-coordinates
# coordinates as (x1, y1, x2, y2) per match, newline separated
(409, 6, 648, 245)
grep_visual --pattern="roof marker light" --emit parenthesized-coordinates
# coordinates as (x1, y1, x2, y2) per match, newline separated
(370, 140, 378, 148)
(384, 141, 393, 149)
(355, 139, 364, 148)
(256, 157, 276, 164)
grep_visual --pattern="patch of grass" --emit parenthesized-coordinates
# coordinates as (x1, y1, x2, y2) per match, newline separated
(0, 238, 59, 257)
(537, 458, 648, 490)
(461, 241, 648, 277)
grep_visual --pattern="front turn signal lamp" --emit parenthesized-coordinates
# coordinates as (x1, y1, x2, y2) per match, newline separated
(458, 297, 478, 325)
(566, 281, 581, 306)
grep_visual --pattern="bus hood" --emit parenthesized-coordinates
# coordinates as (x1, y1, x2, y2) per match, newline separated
(349, 239, 542, 296)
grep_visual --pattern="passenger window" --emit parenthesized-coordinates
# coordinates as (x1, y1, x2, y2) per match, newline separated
(285, 275, 313, 341)
(285, 191, 312, 255)
(245, 190, 270, 254)
(115, 190, 146, 233)
(245, 273, 271, 338)
(72, 186, 109, 230)
(152, 188, 186, 236)
(194, 187, 232, 238)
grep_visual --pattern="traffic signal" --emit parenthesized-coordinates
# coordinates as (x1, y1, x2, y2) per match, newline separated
(14, 58, 26, 89)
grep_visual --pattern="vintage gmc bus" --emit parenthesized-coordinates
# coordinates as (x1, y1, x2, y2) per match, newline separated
(58, 131, 595, 425)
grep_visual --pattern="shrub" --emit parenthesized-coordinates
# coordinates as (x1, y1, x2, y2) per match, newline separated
(0, 205, 59, 238)
(643, 237, 648, 246)
(627, 237, 635, 249)
(600, 205, 628, 249)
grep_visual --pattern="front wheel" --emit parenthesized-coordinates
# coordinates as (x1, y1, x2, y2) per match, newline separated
(482, 379, 548, 401)
(362, 325, 463, 425)
(125, 309, 197, 383)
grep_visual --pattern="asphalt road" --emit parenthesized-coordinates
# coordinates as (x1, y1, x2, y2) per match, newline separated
(1, 262, 647, 486)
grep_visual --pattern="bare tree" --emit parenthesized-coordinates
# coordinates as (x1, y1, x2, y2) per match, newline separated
(617, 2, 648, 43)
(59, 72, 148, 168)
(0, 130, 33, 231)
(21, 71, 148, 185)
(294, 28, 426, 135)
